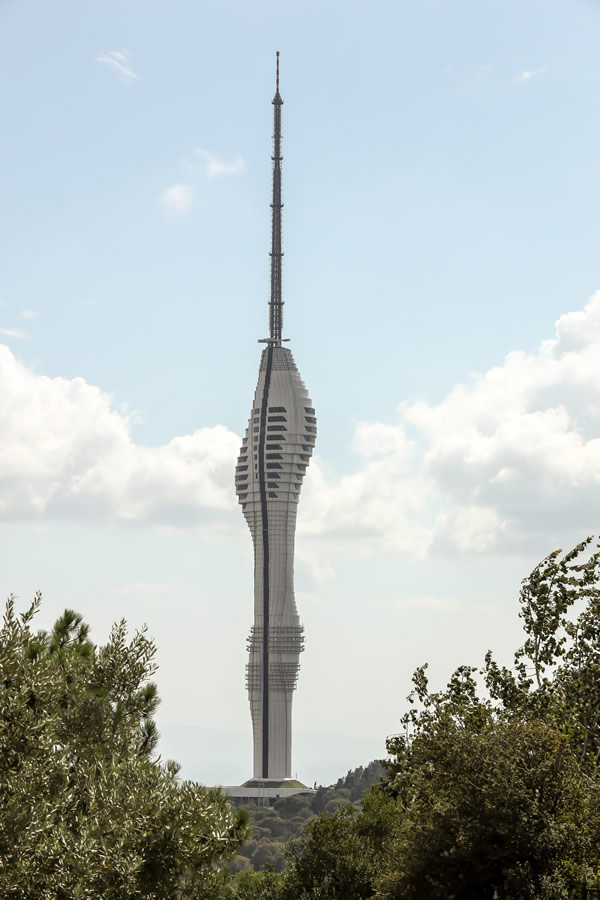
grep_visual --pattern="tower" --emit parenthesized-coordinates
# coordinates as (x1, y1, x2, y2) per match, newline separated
(235, 53, 316, 781)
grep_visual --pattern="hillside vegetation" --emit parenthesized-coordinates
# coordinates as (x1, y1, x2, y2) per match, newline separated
(229, 761, 384, 873)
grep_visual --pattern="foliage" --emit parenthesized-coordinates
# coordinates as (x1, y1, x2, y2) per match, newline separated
(0, 594, 248, 899)
(229, 870, 287, 900)
(332, 760, 386, 802)
(383, 702, 595, 897)
(374, 539, 600, 898)
(282, 805, 380, 900)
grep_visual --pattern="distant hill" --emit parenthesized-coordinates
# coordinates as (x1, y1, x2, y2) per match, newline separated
(228, 760, 385, 873)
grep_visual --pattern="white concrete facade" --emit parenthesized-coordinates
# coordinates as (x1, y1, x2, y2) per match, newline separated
(235, 344, 316, 779)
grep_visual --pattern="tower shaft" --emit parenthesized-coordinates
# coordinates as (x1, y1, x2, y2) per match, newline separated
(235, 55, 317, 782)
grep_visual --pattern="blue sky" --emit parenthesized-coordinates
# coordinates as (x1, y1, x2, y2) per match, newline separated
(2, 0, 600, 785)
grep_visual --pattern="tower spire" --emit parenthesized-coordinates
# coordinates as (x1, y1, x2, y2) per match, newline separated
(269, 51, 284, 345)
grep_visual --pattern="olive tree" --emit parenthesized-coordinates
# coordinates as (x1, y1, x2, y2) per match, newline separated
(0, 595, 247, 899)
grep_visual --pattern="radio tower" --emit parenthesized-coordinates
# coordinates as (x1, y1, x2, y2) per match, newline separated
(235, 53, 317, 781)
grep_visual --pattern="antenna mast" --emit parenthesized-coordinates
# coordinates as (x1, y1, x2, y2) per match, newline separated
(269, 51, 284, 344)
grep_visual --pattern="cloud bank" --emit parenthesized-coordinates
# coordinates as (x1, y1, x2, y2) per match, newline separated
(0, 349, 238, 527)
(301, 291, 600, 555)
(2, 293, 600, 554)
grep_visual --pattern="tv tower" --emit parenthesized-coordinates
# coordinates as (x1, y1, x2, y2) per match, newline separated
(235, 53, 316, 781)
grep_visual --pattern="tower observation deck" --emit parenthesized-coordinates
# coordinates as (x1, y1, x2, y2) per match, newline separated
(234, 54, 316, 781)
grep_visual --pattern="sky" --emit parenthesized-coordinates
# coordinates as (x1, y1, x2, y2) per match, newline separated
(1, 0, 600, 786)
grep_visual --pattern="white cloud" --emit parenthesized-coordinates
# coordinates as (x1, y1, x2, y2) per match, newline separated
(195, 149, 245, 178)
(20, 310, 37, 320)
(96, 51, 138, 82)
(0, 346, 239, 527)
(160, 184, 194, 214)
(0, 328, 26, 339)
(518, 67, 545, 82)
(298, 428, 434, 559)
(403, 290, 600, 550)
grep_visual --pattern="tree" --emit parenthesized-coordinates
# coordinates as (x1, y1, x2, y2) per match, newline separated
(374, 540, 600, 898)
(484, 536, 600, 762)
(281, 804, 382, 900)
(381, 688, 595, 898)
(0, 595, 248, 898)
(230, 870, 286, 900)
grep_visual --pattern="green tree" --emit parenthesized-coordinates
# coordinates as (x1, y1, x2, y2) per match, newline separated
(282, 805, 381, 900)
(230, 870, 286, 900)
(374, 540, 600, 898)
(0, 595, 248, 899)
(382, 697, 595, 898)
(484, 536, 600, 760)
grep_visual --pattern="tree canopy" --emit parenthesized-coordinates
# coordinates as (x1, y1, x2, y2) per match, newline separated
(0, 594, 248, 899)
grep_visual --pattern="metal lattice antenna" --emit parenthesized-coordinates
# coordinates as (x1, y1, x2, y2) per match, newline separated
(268, 51, 285, 345)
